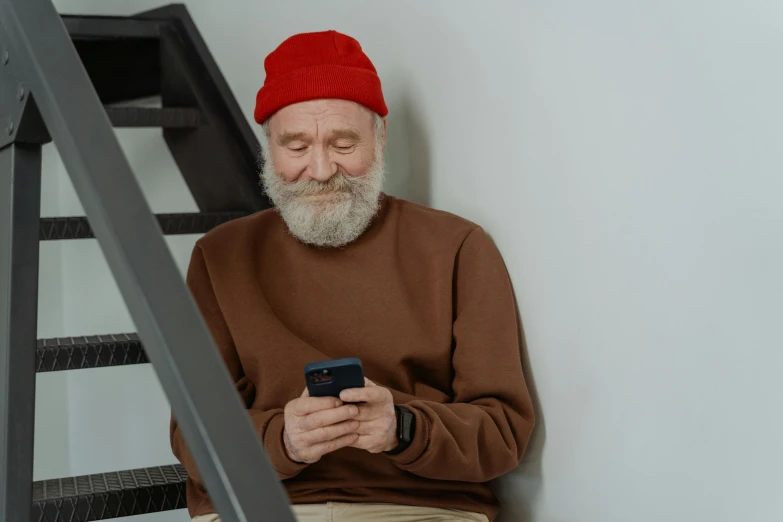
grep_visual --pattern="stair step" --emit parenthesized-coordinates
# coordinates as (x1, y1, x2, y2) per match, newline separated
(63, 14, 165, 40)
(105, 106, 201, 128)
(32, 464, 187, 521)
(39, 211, 248, 240)
(36, 334, 147, 373)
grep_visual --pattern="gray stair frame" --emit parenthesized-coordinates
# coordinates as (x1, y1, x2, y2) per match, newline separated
(0, 1, 296, 521)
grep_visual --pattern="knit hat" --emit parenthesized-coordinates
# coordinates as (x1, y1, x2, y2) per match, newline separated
(254, 30, 388, 124)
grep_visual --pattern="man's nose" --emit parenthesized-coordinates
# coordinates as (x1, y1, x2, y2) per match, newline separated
(307, 147, 337, 182)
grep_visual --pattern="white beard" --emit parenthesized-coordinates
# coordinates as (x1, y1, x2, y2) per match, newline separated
(260, 148, 386, 248)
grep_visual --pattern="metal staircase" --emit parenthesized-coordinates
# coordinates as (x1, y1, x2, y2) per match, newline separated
(0, 2, 295, 521)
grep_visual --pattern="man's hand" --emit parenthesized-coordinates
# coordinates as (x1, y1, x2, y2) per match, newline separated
(339, 378, 398, 453)
(283, 388, 359, 464)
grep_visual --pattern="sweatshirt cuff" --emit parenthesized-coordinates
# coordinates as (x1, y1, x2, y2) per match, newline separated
(386, 404, 431, 467)
(262, 413, 308, 479)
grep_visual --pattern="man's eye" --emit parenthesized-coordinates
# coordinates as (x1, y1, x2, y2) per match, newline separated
(289, 146, 307, 152)
(334, 145, 355, 151)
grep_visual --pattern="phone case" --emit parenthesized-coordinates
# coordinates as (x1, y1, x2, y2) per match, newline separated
(304, 357, 364, 398)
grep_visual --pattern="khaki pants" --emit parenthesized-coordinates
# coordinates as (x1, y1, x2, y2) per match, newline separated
(192, 502, 489, 521)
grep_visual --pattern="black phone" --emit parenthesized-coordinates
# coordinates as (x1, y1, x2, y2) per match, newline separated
(304, 357, 364, 398)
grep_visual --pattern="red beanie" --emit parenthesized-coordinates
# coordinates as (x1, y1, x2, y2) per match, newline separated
(254, 30, 388, 124)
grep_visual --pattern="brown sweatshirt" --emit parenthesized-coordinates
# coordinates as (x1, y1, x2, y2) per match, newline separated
(172, 194, 534, 521)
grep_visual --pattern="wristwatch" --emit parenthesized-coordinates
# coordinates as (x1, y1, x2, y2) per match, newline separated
(385, 405, 416, 455)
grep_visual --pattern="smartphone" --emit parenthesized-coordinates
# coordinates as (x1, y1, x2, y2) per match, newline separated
(304, 357, 364, 398)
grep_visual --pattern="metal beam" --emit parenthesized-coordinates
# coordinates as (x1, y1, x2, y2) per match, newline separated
(0, 143, 41, 522)
(140, 4, 272, 213)
(0, 1, 296, 521)
(62, 15, 164, 40)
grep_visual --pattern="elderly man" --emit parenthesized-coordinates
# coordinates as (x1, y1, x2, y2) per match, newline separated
(175, 30, 534, 522)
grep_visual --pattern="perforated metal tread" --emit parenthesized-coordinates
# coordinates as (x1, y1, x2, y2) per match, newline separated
(36, 334, 147, 373)
(105, 107, 201, 128)
(32, 464, 187, 521)
(40, 211, 248, 240)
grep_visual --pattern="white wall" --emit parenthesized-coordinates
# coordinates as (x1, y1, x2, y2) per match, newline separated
(41, 1, 783, 521)
(34, 144, 71, 479)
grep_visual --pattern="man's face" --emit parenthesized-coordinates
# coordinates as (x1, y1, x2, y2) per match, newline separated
(261, 99, 386, 247)
(267, 99, 379, 183)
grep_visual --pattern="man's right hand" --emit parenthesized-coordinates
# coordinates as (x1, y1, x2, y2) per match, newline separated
(283, 387, 359, 464)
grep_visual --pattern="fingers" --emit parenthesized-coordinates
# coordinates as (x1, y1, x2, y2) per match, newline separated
(300, 404, 358, 431)
(353, 402, 388, 422)
(354, 417, 391, 436)
(298, 419, 360, 445)
(307, 432, 360, 459)
(290, 396, 343, 416)
(340, 385, 389, 404)
(284, 394, 361, 464)
(350, 433, 392, 454)
(286, 423, 359, 464)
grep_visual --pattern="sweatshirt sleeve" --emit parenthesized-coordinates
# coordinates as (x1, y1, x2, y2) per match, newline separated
(170, 244, 308, 486)
(386, 227, 535, 483)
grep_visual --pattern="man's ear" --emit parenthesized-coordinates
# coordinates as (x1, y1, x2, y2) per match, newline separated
(382, 117, 388, 147)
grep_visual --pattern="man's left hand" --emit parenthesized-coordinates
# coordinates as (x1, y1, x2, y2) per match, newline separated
(339, 378, 398, 453)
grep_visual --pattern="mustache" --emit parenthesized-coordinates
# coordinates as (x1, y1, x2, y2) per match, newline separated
(276, 172, 373, 199)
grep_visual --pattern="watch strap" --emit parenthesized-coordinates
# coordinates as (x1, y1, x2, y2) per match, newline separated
(385, 405, 415, 456)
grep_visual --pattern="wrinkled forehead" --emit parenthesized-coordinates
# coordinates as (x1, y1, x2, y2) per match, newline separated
(266, 99, 375, 139)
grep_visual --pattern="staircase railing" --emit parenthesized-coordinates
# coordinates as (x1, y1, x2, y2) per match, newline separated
(0, 0, 295, 520)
